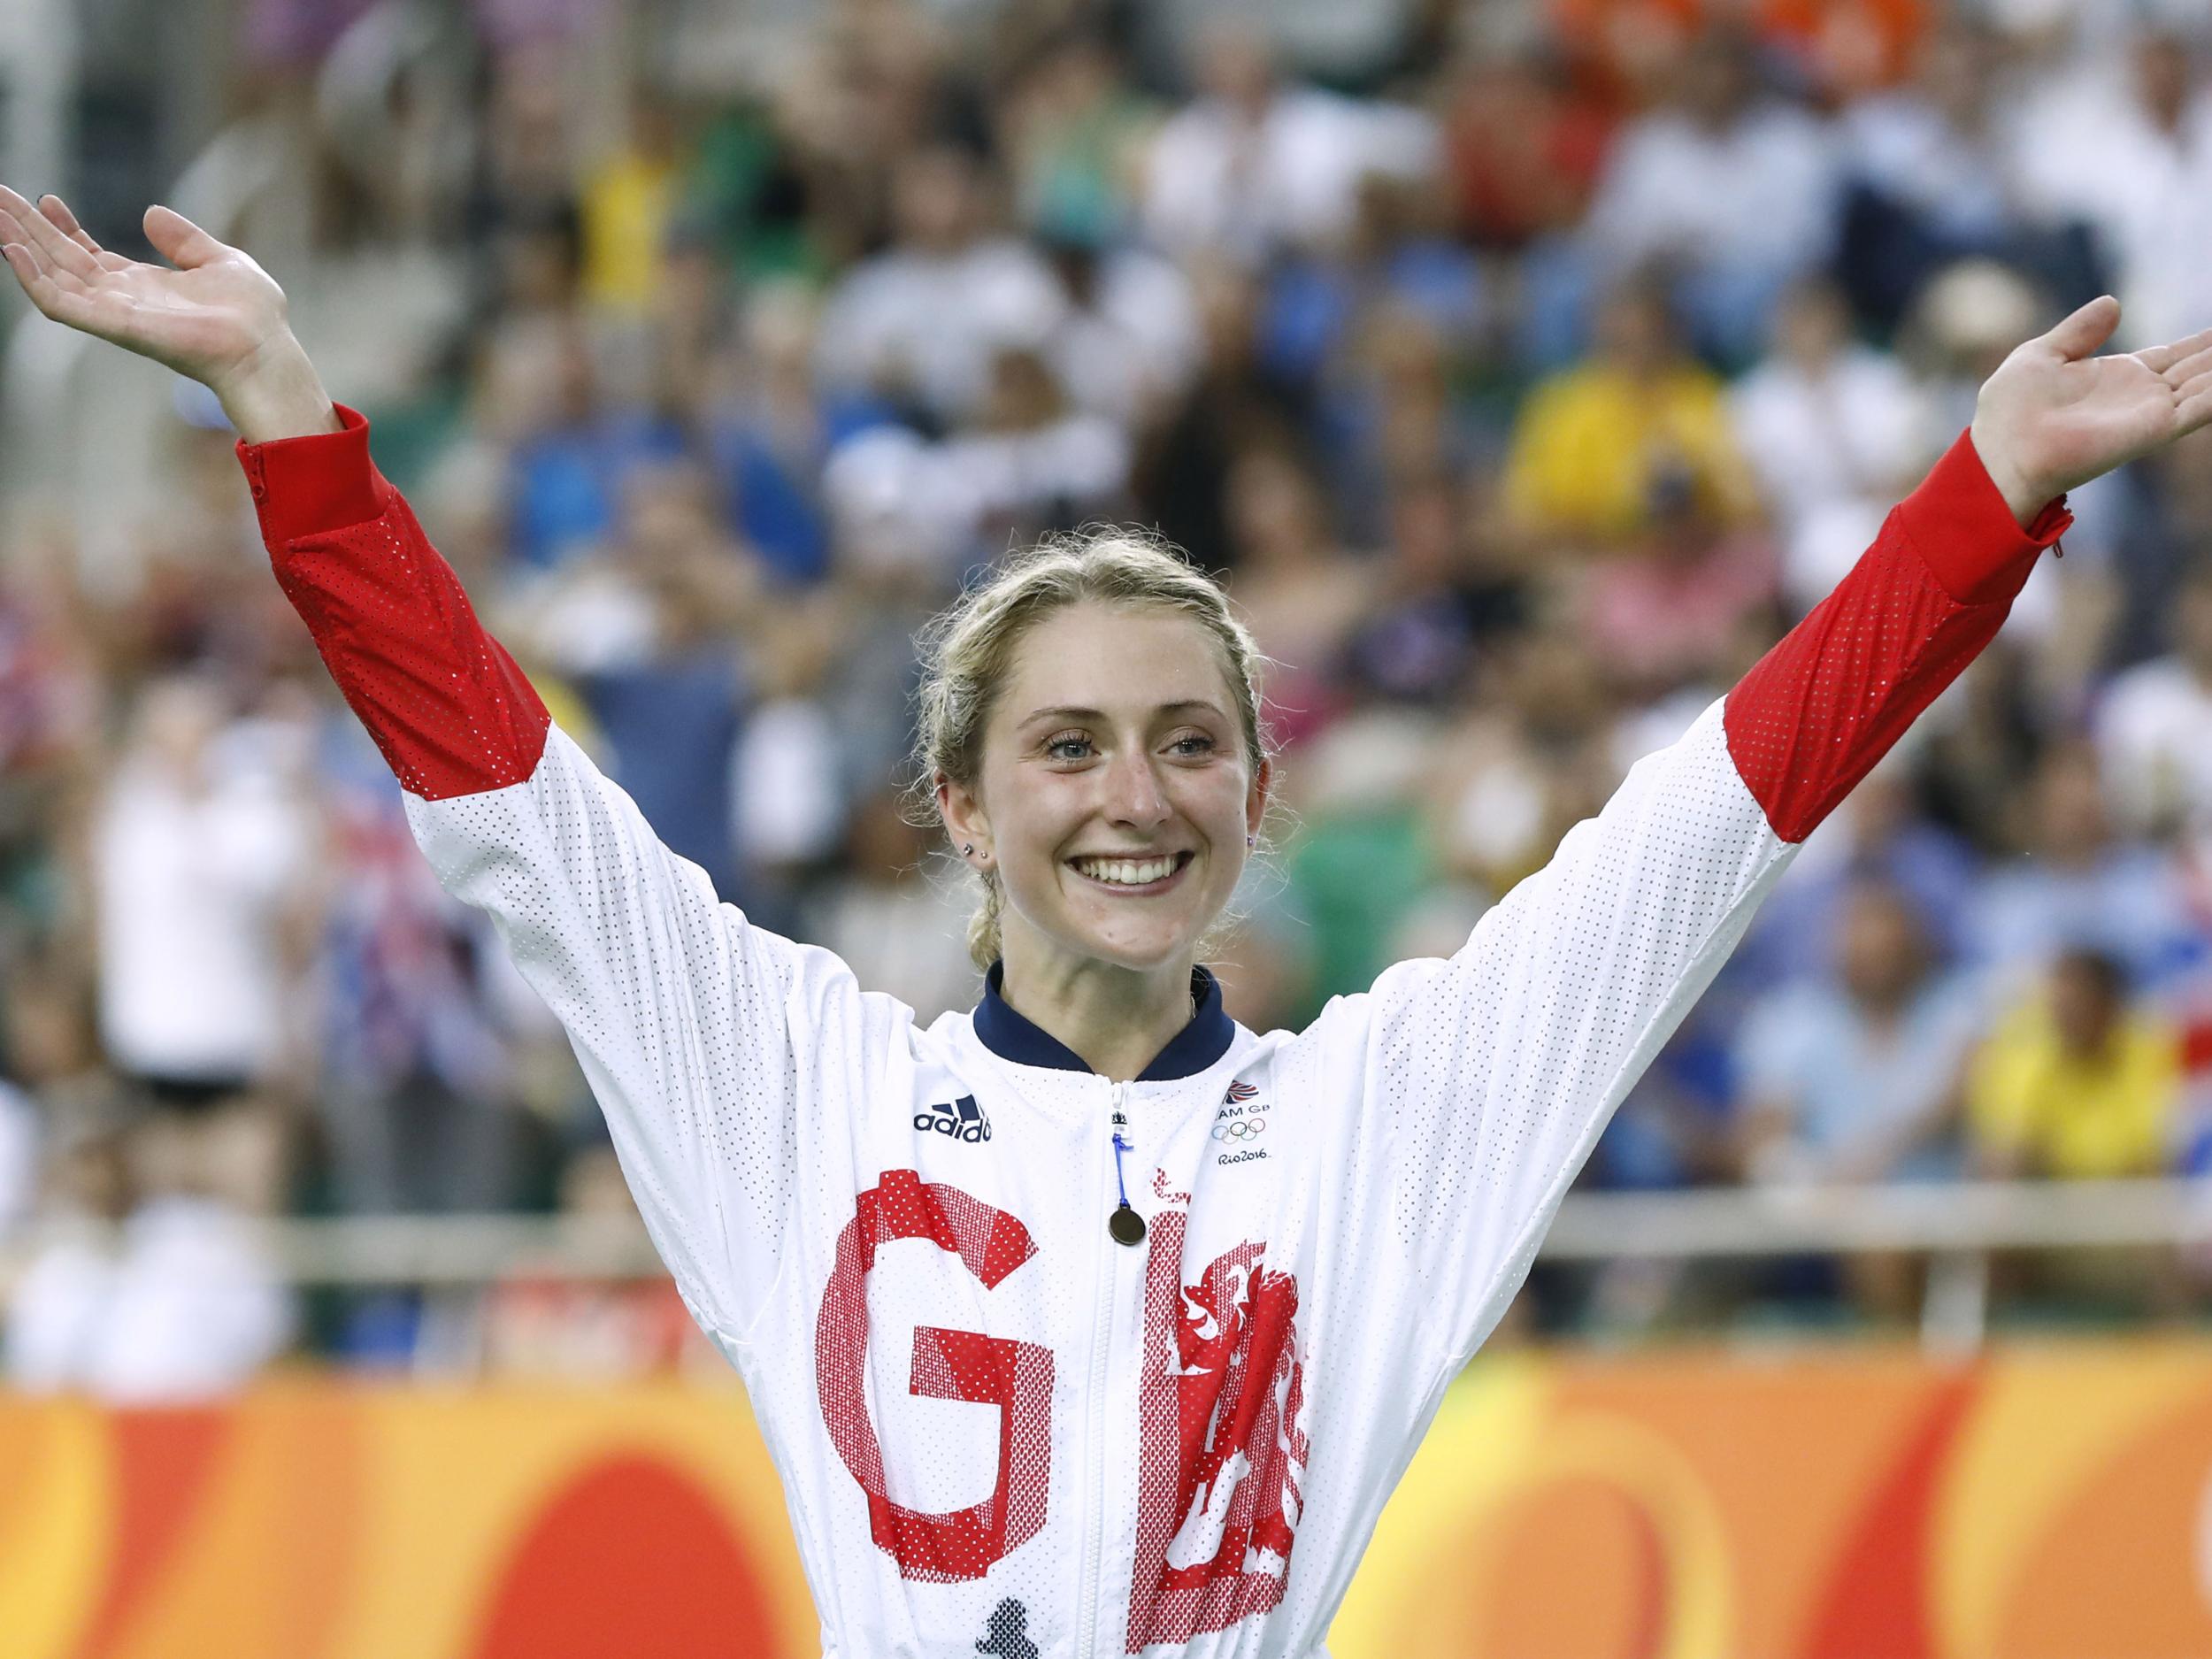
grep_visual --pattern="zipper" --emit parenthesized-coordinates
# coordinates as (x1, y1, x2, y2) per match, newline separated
(1075, 1080, 1125, 1659)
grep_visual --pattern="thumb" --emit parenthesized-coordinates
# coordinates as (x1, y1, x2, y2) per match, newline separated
(2043, 294, 2122, 362)
(142, 204, 227, 270)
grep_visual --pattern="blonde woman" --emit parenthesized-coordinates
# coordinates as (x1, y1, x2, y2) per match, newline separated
(8, 184, 2211, 1655)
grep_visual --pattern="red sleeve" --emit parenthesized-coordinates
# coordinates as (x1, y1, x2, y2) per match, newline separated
(236, 404, 551, 801)
(1723, 428, 2070, 844)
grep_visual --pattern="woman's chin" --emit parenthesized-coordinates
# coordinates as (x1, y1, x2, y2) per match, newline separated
(1058, 918, 1202, 975)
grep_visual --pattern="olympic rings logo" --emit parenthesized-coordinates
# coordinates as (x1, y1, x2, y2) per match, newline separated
(1211, 1118, 1268, 1141)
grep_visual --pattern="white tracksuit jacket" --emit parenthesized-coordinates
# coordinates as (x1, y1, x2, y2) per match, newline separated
(236, 408, 2069, 1657)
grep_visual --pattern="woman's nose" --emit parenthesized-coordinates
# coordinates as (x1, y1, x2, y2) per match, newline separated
(1104, 751, 1170, 826)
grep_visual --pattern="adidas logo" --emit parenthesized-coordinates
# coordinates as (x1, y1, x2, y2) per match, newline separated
(914, 1094, 993, 1144)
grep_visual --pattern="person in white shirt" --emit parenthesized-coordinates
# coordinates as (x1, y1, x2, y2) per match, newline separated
(1730, 277, 1930, 610)
(92, 674, 313, 1102)
(815, 145, 1066, 426)
(1582, 27, 1842, 363)
(2095, 561, 2212, 836)
(5, 1115, 292, 1402)
(2009, 25, 2212, 353)
(10, 179, 2212, 1656)
(1141, 21, 1437, 265)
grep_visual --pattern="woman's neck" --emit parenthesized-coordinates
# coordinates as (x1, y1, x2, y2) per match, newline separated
(995, 933, 1198, 1082)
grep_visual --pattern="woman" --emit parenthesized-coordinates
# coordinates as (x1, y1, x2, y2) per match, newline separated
(6, 186, 2210, 1655)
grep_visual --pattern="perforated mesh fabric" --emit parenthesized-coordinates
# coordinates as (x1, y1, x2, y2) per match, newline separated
(410, 728, 912, 1339)
(247, 408, 551, 802)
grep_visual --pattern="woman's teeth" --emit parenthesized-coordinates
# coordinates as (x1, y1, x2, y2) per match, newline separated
(1072, 855, 1181, 886)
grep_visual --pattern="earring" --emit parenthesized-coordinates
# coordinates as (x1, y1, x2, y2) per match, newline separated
(963, 843, 974, 855)
(1246, 833, 1256, 848)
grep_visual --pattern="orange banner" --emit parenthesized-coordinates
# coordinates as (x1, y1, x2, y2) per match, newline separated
(6, 1344, 2212, 1657)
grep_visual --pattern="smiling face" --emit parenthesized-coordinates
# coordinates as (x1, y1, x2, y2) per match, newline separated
(938, 601, 1271, 979)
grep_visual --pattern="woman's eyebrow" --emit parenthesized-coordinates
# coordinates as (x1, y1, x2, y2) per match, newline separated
(1017, 700, 1227, 727)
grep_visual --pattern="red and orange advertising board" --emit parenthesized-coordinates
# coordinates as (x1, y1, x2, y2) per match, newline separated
(6, 1342, 2212, 1657)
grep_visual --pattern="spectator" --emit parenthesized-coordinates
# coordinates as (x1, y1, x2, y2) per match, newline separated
(502, 323, 692, 570)
(1581, 26, 1844, 364)
(1837, 21, 2103, 334)
(1967, 949, 2181, 1181)
(1002, 32, 1159, 250)
(1340, 470, 1526, 710)
(2010, 26, 2212, 354)
(579, 94, 684, 319)
(1502, 278, 1758, 551)
(1735, 883, 1985, 1188)
(1428, 633, 1618, 896)
(1141, 21, 1437, 265)
(1746, 755, 1981, 983)
(805, 791, 979, 1025)
(705, 282, 859, 588)
(309, 726, 530, 1216)
(1440, 34, 1613, 251)
(1135, 259, 1310, 571)
(2095, 560, 2212, 839)
(6, 1116, 293, 1402)
(1215, 445, 1368, 749)
(815, 143, 1064, 426)
(1040, 231, 1202, 431)
(92, 675, 314, 1113)
(515, 457, 763, 900)
(1576, 466, 1778, 698)
(1729, 276, 1929, 610)
(1964, 740, 2206, 996)
(935, 347, 1134, 546)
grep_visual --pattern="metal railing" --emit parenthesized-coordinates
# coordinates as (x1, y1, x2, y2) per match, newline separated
(7, 1178, 2206, 1353)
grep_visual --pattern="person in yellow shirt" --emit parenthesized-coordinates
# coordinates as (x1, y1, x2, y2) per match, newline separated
(1967, 949, 2181, 1181)
(580, 100, 680, 318)
(1501, 277, 1760, 551)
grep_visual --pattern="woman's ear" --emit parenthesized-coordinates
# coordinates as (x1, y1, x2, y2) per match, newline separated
(1245, 756, 1272, 841)
(936, 772, 990, 864)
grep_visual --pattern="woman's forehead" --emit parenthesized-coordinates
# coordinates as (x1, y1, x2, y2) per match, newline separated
(999, 603, 1236, 713)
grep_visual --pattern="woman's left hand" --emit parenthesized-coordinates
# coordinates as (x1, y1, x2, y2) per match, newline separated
(1970, 296, 2212, 526)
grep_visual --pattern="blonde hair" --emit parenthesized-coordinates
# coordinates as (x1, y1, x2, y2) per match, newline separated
(910, 526, 1271, 972)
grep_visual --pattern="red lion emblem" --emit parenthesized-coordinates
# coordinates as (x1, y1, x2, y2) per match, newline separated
(1126, 1210, 1310, 1649)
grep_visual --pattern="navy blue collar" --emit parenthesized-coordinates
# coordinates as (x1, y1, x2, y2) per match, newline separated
(973, 961, 1234, 1081)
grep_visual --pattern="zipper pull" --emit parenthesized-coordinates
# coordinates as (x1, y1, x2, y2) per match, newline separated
(1109, 1118, 1145, 1246)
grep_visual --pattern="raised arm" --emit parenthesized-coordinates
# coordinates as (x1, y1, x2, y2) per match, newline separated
(1286, 296, 2212, 1374)
(2, 190, 904, 1348)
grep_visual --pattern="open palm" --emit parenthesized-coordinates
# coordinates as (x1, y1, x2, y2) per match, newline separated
(0, 185, 289, 395)
(1971, 296, 2212, 519)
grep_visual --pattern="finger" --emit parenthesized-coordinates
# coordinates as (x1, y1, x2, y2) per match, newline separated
(2176, 383, 2212, 437)
(0, 237, 103, 332)
(2044, 294, 2123, 363)
(0, 211, 90, 299)
(2175, 364, 2212, 407)
(0, 182, 99, 281)
(142, 204, 227, 271)
(36, 193, 132, 273)
(2162, 342, 2212, 391)
(2137, 323, 2212, 375)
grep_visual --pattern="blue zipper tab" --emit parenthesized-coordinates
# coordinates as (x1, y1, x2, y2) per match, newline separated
(1109, 1127, 1145, 1245)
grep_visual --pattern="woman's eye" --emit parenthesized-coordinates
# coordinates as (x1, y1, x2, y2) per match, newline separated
(1171, 734, 1216, 757)
(1046, 735, 1094, 761)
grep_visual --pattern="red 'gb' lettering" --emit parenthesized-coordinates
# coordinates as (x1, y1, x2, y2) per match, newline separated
(1125, 1205, 1311, 1649)
(814, 1169, 1055, 1582)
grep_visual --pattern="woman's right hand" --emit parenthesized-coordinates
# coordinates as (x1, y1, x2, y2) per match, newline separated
(0, 186, 336, 441)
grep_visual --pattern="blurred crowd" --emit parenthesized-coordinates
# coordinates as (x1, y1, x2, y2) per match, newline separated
(9, 0, 2212, 1393)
